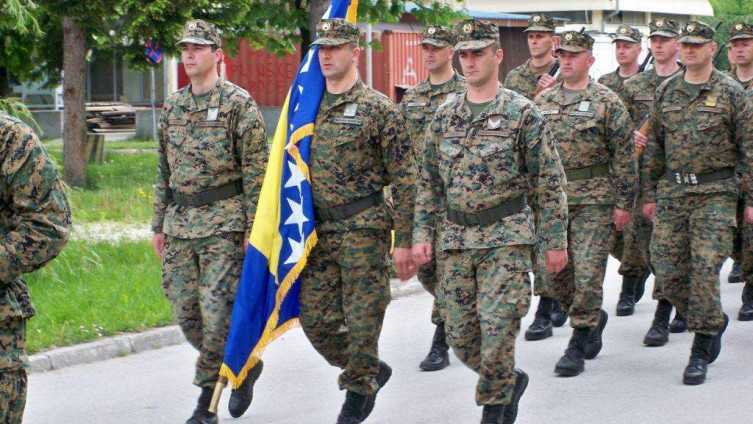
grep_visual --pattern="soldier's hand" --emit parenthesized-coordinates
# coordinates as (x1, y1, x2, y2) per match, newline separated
(614, 208, 632, 231)
(152, 232, 165, 259)
(538, 74, 558, 90)
(642, 203, 657, 221)
(393, 247, 417, 281)
(633, 130, 648, 149)
(545, 249, 568, 274)
(411, 243, 433, 265)
(745, 206, 753, 224)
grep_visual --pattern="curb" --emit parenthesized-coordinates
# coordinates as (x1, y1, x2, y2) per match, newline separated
(29, 277, 424, 374)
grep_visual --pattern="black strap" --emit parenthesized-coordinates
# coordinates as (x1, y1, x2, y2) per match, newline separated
(664, 168, 735, 186)
(565, 164, 610, 181)
(447, 194, 527, 227)
(168, 179, 243, 207)
(315, 191, 383, 222)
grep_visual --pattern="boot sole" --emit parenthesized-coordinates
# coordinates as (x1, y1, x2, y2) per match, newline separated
(419, 358, 450, 371)
(738, 314, 753, 321)
(683, 375, 706, 385)
(615, 308, 634, 317)
(524, 328, 553, 341)
(554, 366, 583, 377)
(643, 337, 668, 347)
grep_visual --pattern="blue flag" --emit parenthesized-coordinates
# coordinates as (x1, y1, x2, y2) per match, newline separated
(220, 0, 360, 388)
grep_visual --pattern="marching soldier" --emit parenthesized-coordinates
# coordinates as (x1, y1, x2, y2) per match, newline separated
(642, 21, 750, 385)
(598, 24, 643, 97)
(400, 25, 466, 372)
(534, 30, 637, 377)
(413, 19, 568, 424)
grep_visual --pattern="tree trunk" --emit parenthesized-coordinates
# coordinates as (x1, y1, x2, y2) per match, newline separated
(302, 0, 329, 62)
(62, 16, 87, 187)
(0, 68, 9, 98)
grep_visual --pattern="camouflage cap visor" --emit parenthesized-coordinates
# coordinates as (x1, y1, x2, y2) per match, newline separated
(421, 38, 452, 47)
(454, 38, 496, 51)
(649, 30, 680, 38)
(311, 37, 354, 46)
(678, 35, 712, 44)
(524, 26, 555, 33)
(176, 37, 216, 47)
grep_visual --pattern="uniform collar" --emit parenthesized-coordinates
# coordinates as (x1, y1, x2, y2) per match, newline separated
(322, 79, 366, 112)
(550, 78, 596, 106)
(676, 69, 724, 99)
(457, 84, 507, 125)
(180, 77, 224, 111)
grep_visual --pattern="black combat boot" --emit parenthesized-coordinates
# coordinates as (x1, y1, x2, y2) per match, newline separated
(524, 297, 554, 341)
(683, 333, 713, 385)
(709, 313, 729, 364)
(643, 300, 672, 346)
(739, 283, 753, 321)
(550, 299, 568, 327)
(336, 391, 369, 424)
(728, 261, 743, 283)
(360, 361, 392, 420)
(502, 369, 529, 424)
(555, 327, 590, 377)
(669, 311, 688, 333)
(584, 309, 608, 359)
(419, 324, 450, 371)
(185, 387, 218, 424)
(480, 405, 505, 424)
(228, 359, 263, 418)
(616, 275, 638, 316)
(633, 269, 651, 303)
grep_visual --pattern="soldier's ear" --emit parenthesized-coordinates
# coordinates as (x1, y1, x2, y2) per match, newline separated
(214, 48, 224, 64)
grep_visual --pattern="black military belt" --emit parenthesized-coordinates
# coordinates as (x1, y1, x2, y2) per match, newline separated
(168, 180, 243, 207)
(315, 191, 382, 222)
(664, 168, 735, 186)
(565, 164, 610, 181)
(447, 194, 527, 227)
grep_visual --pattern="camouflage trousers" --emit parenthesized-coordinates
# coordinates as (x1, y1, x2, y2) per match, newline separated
(417, 257, 442, 326)
(437, 245, 531, 406)
(732, 198, 753, 282)
(299, 229, 391, 396)
(613, 210, 665, 299)
(162, 232, 244, 388)
(0, 317, 27, 424)
(651, 193, 735, 335)
(542, 204, 615, 328)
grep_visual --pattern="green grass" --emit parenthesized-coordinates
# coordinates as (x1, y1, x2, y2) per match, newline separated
(25, 239, 171, 354)
(48, 151, 157, 223)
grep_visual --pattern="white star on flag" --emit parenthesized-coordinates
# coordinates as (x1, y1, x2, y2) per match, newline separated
(284, 236, 305, 265)
(284, 197, 309, 234)
(284, 161, 306, 192)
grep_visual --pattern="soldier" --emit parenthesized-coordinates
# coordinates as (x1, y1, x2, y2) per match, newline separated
(413, 19, 569, 423)
(535, 30, 636, 377)
(598, 24, 643, 97)
(621, 18, 688, 340)
(151, 19, 267, 423)
(505, 12, 568, 342)
(0, 111, 71, 423)
(297, 18, 416, 424)
(400, 25, 466, 372)
(642, 21, 750, 385)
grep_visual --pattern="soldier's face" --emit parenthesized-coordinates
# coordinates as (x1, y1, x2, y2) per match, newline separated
(318, 44, 359, 80)
(557, 50, 595, 82)
(679, 42, 716, 70)
(615, 40, 641, 66)
(728, 47, 737, 67)
(421, 44, 453, 73)
(181, 43, 222, 78)
(457, 46, 502, 87)
(527, 32, 554, 59)
(649, 36, 679, 64)
(731, 39, 753, 67)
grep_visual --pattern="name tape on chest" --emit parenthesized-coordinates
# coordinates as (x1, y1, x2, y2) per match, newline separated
(634, 95, 654, 102)
(333, 117, 364, 125)
(662, 106, 683, 113)
(568, 111, 595, 118)
(406, 102, 427, 108)
(541, 109, 560, 116)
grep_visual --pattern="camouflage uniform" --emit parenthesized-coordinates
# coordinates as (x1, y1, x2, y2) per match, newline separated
(152, 20, 268, 389)
(642, 23, 750, 336)
(298, 19, 416, 397)
(400, 25, 466, 327)
(534, 33, 636, 329)
(597, 25, 643, 98)
(503, 13, 561, 101)
(0, 112, 71, 423)
(414, 20, 568, 405)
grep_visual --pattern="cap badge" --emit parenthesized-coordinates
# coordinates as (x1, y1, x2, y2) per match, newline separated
(428, 27, 436, 35)
(565, 33, 573, 41)
(188, 22, 197, 30)
(463, 23, 473, 33)
(322, 22, 331, 31)
(533, 15, 541, 22)
(736, 24, 743, 30)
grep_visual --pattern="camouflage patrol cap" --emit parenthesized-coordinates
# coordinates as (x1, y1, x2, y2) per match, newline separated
(613, 24, 642, 43)
(730, 22, 753, 41)
(524, 13, 556, 33)
(176, 19, 222, 47)
(421, 25, 456, 47)
(649, 18, 681, 38)
(312, 18, 361, 46)
(556, 31, 595, 53)
(679, 20, 715, 44)
(454, 19, 499, 51)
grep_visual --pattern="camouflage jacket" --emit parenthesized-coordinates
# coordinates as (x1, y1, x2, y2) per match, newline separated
(311, 80, 416, 247)
(621, 67, 682, 127)
(597, 68, 635, 98)
(643, 70, 748, 203)
(152, 78, 268, 239)
(727, 69, 753, 90)
(413, 86, 568, 252)
(400, 72, 467, 160)
(535, 79, 637, 211)
(0, 112, 71, 325)
(504, 58, 561, 101)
